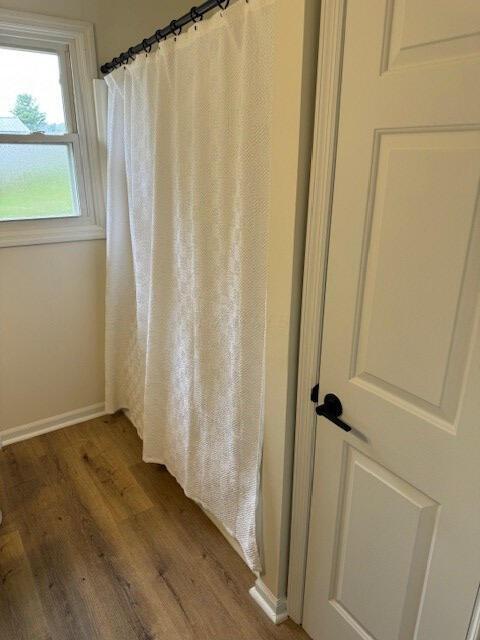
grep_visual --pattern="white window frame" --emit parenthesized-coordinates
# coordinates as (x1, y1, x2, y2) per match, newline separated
(0, 9, 105, 247)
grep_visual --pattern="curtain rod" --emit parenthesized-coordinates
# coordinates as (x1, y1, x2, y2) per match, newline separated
(100, 0, 232, 75)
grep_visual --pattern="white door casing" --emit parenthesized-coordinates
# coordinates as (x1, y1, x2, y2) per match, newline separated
(287, 0, 347, 620)
(294, 1, 480, 639)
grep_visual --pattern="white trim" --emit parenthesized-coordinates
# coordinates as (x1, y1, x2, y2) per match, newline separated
(0, 9, 105, 248)
(0, 403, 105, 447)
(287, 0, 347, 624)
(249, 578, 288, 625)
(93, 79, 108, 199)
(467, 585, 480, 640)
(0, 133, 78, 144)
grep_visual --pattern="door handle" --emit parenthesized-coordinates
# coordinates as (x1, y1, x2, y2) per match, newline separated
(315, 393, 352, 433)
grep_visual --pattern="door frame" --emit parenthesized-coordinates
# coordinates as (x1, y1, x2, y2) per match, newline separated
(287, 0, 347, 623)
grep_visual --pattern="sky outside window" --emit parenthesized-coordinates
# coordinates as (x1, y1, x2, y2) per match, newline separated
(0, 46, 66, 133)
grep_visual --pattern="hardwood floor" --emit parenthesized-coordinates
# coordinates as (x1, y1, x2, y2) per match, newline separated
(0, 414, 309, 640)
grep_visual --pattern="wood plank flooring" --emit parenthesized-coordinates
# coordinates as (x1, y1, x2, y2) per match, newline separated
(0, 413, 309, 640)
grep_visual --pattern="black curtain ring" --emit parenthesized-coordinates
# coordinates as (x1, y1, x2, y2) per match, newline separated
(128, 47, 136, 61)
(170, 19, 182, 36)
(154, 30, 162, 43)
(216, 0, 230, 9)
(142, 39, 152, 54)
(190, 6, 203, 22)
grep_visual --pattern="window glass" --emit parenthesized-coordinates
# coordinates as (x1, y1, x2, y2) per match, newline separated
(0, 143, 78, 220)
(0, 46, 67, 134)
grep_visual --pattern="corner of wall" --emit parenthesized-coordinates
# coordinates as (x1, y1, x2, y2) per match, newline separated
(249, 578, 288, 625)
(260, 0, 320, 604)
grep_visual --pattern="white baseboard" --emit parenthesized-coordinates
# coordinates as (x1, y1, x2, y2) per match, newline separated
(0, 403, 106, 447)
(249, 578, 288, 624)
(467, 585, 480, 640)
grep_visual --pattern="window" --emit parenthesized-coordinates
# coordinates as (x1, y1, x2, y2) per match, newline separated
(0, 10, 105, 247)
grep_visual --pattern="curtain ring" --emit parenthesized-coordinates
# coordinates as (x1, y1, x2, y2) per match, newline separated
(170, 19, 182, 36)
(142, 39, 152, 54)
(127, 47, 136, 61)
(190, 6, 203, 22)
(216, 0, 230, 9)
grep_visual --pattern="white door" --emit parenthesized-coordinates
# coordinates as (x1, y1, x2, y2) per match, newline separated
(302, 2, 480, 639)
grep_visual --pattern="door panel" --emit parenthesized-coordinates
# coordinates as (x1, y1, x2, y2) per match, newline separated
(353, 128, 480, 427)
(385, 0, 480, 70)
(331, 447, 438, 640)
(302, 1, 480, 639)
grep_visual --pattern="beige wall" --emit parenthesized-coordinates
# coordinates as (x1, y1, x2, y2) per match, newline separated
(262, 0, 319, 598)
(0, 241, 105, 429)
(0, 0, 319, 601)
(0, 0, 193, 70)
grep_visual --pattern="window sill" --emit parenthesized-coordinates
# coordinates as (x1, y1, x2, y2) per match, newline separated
(0, 221, 105, 248)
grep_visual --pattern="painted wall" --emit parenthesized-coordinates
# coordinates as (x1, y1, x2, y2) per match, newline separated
(0, 241, 105, 429)
(0, 0, 194, 69)
(0, 0, 320, 601)
(263, 0, 320, 600)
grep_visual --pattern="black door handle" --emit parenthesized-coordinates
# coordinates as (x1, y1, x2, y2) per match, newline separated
(315, 393, 352, 433)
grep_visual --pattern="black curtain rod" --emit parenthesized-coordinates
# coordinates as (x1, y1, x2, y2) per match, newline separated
(101, 0, 232, 75)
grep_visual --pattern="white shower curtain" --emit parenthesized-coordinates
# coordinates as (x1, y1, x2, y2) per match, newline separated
(104, 0, 274, 571)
